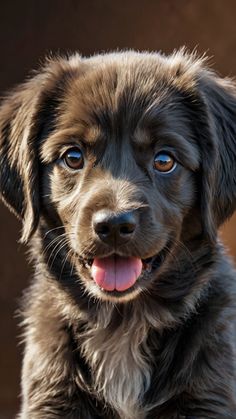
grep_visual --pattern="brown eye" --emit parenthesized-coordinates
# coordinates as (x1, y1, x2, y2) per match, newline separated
(63, 147, 84, 170)
(154, 152, 176, 173)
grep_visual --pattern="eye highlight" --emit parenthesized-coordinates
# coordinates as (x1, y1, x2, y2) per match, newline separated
(62, 147, 84, 171)
(154, 152, 177, 173)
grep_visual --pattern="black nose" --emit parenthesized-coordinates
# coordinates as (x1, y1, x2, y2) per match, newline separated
(93, 210, 137, 246)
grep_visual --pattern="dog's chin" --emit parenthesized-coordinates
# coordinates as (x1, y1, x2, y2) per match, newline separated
(78, 246, 169, 303)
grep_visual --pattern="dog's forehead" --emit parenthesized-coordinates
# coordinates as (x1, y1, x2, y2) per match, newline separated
(60, 58, 163, 127)
(55, 54, 199, 145)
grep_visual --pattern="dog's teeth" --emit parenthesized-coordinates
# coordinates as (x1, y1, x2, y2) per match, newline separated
(85, 262, 90, 269)
(146, 264, 152, 273)
(144, 263, 152, 273)
(142, 260, 152, 273)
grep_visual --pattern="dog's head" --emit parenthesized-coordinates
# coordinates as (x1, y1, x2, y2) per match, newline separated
(1, 50, 236, 303)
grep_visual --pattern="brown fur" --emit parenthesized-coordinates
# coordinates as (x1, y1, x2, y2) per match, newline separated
(0, 50, 236, 418)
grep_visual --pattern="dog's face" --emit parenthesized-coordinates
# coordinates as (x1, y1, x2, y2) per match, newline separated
(1, 51, 236, 303)
(40, 63, 200, 302)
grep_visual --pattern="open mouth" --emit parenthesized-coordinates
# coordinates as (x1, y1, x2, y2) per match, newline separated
(80, 247, 168, 295)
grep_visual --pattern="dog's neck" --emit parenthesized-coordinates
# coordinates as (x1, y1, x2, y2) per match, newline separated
(73, 303, 152, 419)
(28, 229, 220, 418)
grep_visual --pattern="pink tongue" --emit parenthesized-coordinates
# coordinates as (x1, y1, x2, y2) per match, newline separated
(91, 256, 142, 292)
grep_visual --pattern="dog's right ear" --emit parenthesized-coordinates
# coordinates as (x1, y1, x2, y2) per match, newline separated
(0, 56, 80, 242)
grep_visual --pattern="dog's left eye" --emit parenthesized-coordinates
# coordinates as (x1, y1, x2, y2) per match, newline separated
(62, 147, 84, 170)
(154, 152, 177, 173)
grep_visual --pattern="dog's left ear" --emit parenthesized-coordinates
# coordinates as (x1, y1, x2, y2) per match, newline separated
(0, 57, 79, 243)
(0, 81, 42, 243)
(198, 71, 236, 238)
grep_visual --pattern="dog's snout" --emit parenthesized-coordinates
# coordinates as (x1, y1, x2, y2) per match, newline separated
(93, 210, 137, 245)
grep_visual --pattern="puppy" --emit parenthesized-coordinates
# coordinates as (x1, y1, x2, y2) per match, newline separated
(0, 50, 236, 418)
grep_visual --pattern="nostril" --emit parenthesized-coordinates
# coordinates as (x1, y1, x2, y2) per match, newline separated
(119, 223, 136, 235)
(94, 222, 110, 237)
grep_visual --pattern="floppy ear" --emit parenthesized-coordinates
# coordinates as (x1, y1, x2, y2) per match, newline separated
(0, 81, 42, 243)
(198, 71, 236, 239)
(0, 57, 79, 243)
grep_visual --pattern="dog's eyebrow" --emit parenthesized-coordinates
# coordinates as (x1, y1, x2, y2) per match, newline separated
(133, 128, 200, 169)
(40, 126, 101, 163)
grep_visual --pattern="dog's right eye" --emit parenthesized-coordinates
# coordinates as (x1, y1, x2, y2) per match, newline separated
(62, 147, 84, 170)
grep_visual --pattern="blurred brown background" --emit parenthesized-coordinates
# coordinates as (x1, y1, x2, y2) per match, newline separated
(0, 0, 236, 417)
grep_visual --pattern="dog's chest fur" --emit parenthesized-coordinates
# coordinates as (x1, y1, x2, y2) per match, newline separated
(79, 307, 153, 419)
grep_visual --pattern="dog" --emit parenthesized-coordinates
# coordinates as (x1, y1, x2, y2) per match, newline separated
(0, 49, 236, 418)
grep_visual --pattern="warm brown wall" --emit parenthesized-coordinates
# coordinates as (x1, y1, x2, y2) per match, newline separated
(0, 1, 236, 417)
